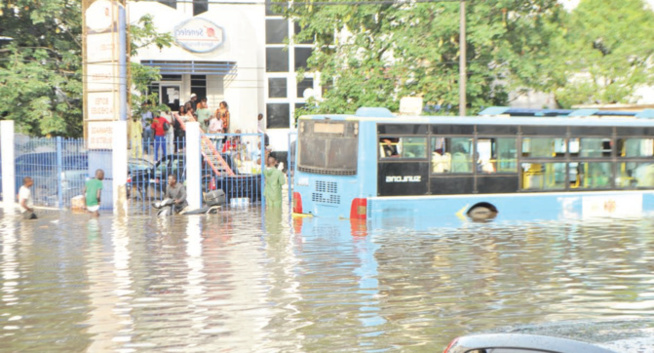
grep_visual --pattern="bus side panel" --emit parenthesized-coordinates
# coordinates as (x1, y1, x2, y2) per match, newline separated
(368, 191, 654, 227)
(430, 176, 474, 195)
(359, 120, 380, 198)
(477, 175, 520, 194)
(367, 194, 577, 228)
(377, 162, 429, 196)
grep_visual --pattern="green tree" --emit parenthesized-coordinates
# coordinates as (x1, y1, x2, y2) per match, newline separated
(0, 0, 172, 137)
(555, 0, 654, 107)
(279, 0, 566, 116)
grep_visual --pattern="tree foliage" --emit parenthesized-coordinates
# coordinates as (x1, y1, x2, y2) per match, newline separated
(0, 0, 172, 137)
(278, 0, 566, 116)
(554, 0, 654, 107)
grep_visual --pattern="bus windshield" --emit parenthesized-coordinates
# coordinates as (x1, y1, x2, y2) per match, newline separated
(298, 119, 358, 175)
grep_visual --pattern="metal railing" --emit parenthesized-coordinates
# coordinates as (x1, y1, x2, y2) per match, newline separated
(127, 132, 266, 211)
(13, 137, 89, 208)
(3, 128, 271, 213)
(202, 132, 265, 208)
(127, 136, 187, 212)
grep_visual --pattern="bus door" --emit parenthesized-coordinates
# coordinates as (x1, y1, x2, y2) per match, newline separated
(377, 125, 429, 196)
(429, 136, 475, 194)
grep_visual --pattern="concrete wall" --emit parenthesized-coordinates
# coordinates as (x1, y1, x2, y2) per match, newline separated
(128, 2, 265, 133)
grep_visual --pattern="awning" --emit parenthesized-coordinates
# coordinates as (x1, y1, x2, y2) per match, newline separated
(140, 60, 237, 76)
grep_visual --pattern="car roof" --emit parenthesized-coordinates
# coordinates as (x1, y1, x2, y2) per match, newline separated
(450, 334, 617, 353)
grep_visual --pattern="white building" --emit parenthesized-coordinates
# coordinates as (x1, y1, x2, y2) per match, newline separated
(128, 0, 314, 152)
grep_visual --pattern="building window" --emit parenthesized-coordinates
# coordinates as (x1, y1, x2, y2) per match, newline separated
(266, 48, 289, 72)
(193, 0, 208, 16)
(161, 74, 182, 81)
(266, 0, 284, 16)
(190, 75, 207, 101)
(266, 19, 288, 44)
(297, 77, 313, 98)
(295, 47, 312, 71)
(268, 78, 287, 98)
(294, 22, 312, 44)
(267, 103, 290, 128)
(156, 0, 176, 9)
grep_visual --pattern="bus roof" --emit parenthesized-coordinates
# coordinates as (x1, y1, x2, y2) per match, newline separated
(298, 114, 654, 127)
(478, 106, 654, 119)
(298, 106, 654, 127)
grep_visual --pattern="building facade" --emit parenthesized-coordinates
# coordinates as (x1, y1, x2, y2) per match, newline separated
(129, 0, 314, 152)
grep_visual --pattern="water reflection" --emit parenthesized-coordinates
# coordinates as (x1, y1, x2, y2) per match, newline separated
(1, 209, 654, 351)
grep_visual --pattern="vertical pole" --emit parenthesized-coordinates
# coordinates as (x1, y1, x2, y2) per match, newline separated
(261, 132, 266, 207)
(186, 122, 202, 210)
(113, 120, 128, 215)
(1, 120, 15, 212)
(287, 133, 292, 208)
(459, 0, 467, 117)
(56, 136, 63, 208)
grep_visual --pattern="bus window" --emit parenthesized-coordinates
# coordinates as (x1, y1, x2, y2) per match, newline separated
(572, 162, 612, 189)
(618, 138, 654, 157)
(401, 137, 427, 158)
(431, 137, 473, 174)
(522, 137, 566, 158)
(380, 137, 399, 157)
(379, 137, 427, 159)
(618, 162, 654, 187)
(298, 120, 358, 175)
(521, 162, 566, 190)
(575, 138, 612, 158)
(477, 138, 517, 173)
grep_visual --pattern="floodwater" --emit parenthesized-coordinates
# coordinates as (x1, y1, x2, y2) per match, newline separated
(2, 206, 654, 352)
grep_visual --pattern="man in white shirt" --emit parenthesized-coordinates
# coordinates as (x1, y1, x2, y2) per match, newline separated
(18, 176, 37, 220)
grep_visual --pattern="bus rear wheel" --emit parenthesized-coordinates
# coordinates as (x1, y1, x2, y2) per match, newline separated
(467, 202, 498, 222)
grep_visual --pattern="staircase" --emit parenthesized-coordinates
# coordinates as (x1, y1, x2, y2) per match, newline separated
(173, 114, 235, 177)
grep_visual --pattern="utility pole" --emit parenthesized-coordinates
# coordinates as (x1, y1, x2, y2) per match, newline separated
(459, 0, 467, 117)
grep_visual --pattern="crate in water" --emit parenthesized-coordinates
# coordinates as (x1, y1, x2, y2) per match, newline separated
(71, 195, 85, 210)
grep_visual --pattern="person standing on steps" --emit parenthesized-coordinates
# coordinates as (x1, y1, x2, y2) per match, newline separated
(151, 114, 168, 161)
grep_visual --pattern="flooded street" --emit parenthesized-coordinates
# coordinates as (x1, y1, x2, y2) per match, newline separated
(2, 207, 654, 352)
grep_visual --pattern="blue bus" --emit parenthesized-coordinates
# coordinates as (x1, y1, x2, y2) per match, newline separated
(292, 107, 654, 223)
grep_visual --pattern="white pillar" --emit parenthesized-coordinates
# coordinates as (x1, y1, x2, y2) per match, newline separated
(1, 120, 15, 213)
(112, 121, 128, 216)
(185, 122, 202, 210)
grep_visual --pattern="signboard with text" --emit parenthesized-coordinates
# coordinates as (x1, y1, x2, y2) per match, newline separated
(87, 121, 114, 150)
(82, 0, 126, 149)
(174, 18, 225, 53)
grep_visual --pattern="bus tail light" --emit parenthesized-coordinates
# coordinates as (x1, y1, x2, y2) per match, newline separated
(350, 198, 367, 219)
(293, 192, 303, 214)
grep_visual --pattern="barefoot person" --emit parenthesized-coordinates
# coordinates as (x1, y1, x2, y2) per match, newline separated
(84, 169, 104, 216)
(18, 177, 37, 220)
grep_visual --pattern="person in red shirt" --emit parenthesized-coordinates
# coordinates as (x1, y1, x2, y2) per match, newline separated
(151, 114, 167, 161)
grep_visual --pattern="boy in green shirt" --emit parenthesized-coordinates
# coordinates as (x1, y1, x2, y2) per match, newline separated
(84, 169, 104, 216)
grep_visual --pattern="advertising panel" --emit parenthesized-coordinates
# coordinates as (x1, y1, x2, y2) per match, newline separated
(174, 18, 225, 53)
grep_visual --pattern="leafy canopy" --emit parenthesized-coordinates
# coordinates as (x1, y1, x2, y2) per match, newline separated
(555, 0, 654, 107)
(0, 0, 172, 137)
(277, 0, 566, 116)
